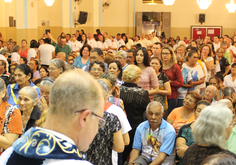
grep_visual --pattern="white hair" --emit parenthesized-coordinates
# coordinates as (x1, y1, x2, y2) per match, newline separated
(19, 86, 38, 103)
(192, 103, 232, 149)
(146, 101, 164, 114)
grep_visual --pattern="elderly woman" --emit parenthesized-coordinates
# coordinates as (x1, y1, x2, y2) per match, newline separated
(167, 91, 202, 133)
(86, 79, 124, 165)
(7, 64, 40, 108)
(134, 47, 159, 101)
(182, 102, 236, 165)
(119, 64, 151, 163)
(73, 44, 91, 68)
(89, 61, 105, 79)
(0, 78, 22, 155)
(11, 45, 21, 64)
(18, 87, 42, 133)
(108, 60, 123, 86)
(161, 46, 183, 114)
(176, 100, 210, 164)
(48, 59, 66, 79)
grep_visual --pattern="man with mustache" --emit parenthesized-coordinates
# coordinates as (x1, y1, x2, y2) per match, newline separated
(128, 101, 176, 165)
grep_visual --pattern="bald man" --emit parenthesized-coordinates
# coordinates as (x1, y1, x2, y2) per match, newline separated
(202, 85, 221, 105)
(0, 70, 105, 164)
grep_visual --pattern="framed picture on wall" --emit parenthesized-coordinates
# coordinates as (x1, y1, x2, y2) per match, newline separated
(191, 26, 222, 40)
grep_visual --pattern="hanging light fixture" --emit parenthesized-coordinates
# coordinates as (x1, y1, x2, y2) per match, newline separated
(44, 0, 55, 6)
(4, 0, 12, 2)
(226, 0, 236, 13)
(163, 0, 175, 5)
(197, 0, 212, 9)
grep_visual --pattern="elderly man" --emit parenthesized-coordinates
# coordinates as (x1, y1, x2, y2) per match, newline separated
(129, 101, 176, 165)
(202, 85, 221, 105)
(115, 50, 128, 70)
(55, 36, 71, 61)
(0, 70, 105, 164)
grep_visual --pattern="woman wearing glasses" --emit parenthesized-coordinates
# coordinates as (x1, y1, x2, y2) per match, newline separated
(183, 50, 205, 93)
(161, 46, 183, 114)
(134, 47, 159, 101)
(48, 59, 66, 79)
(89, 61, 105, 80)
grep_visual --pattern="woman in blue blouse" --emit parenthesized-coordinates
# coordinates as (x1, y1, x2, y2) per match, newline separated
(73, 44, 91, 69)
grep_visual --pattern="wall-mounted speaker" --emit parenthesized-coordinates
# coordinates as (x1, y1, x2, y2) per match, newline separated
(199, 14, 205, 24)
(78, 11, 88, 24)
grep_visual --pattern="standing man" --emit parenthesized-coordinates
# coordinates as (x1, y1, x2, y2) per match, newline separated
(55, 37, 71, 61)
(151, 31, 160, 43)
(115, 50, 128, 70)
(151, 42, 162, 59)
(213, 35, 221, 52)
(0, 70, 106, 164)
(129, 101, 176, 165)
(87, 31, 97, 48)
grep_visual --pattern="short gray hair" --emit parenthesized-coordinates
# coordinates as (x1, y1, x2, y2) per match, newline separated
(100, 72, 116, 87)
(50, 59, 66, 72)
(49, 70, 105, 118)
(0, 48, 9, 55)
(97, 79, 110, 97)
(40, 77, 55, 87)
(12, 45, 20, 53)
(19, 86, 38, 103)
(146, 101, 164, 114)
(192, 104, 232, 149)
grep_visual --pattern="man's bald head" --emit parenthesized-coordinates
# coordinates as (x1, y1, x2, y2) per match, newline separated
(204, 85, 217, 101)
(49, 69, 105, 119)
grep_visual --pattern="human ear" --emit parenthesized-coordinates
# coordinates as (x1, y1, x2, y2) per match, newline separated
(78, 110, 91, 128)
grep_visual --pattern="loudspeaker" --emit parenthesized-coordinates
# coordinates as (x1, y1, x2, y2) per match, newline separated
(78, 11, 88, 24)
(199, 14, 205, 24)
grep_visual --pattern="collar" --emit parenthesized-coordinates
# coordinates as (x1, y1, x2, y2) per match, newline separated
(143, 119, 167, 130)
(122, 64, 128, 69)
(14, 81, 36, 90)
(122, 82, 138, 87)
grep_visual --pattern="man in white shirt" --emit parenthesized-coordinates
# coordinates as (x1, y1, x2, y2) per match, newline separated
(152, 31, 160, 43)
(126, 33, 134, 49)
(140, 33, 149, 48)
(0, 70, 106, 165)
(71, 34, 82, 55)
(116, 33, 125, 49)
(87, 31, 97, 48)
(133, 35, 142, 47)
(103, 32, 112, 48)
(66, 33, 73, 48)
(213, 35, 221, 52)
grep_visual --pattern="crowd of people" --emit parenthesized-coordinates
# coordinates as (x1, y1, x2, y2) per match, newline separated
(0, 29, 235, 165)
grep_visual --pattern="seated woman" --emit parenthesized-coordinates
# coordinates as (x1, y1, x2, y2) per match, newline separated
(182, 102, 236, 165)
(48, 59, 66, 79)
(18, 87, 42, 133)
(119, 65, 151, 163)
(89, 61, 105, 79)
(7, 64, 40, 108)
(108, 60, 123, 86)
(0, 78, 22, 155)
(167, 91, 202, 133)
(86, 79, 124, 165)
(176, 100, 210, 164)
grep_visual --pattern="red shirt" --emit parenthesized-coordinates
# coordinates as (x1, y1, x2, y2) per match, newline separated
(162, 63, 183, 99)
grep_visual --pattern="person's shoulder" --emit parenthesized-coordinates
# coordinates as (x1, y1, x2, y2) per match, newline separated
(172, 63, 181, 69)
(162, 119, 175, 132)
(136, 120, 149, 130)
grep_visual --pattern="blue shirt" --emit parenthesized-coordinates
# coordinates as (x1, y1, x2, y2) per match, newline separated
(133, 119, 176, 160)
(7, 81, 41, 109)
(73, 56, 90, 69)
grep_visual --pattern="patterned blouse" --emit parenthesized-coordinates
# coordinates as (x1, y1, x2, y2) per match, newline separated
(162, 63, 183, 99)
(85, 111, 121, 165)
(72, 56, 90, 69)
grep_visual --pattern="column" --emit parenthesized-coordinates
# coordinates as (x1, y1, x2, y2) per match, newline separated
(62, 0, 73, 33)
(92, 0, 101, 31)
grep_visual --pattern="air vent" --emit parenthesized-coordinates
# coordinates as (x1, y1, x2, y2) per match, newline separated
(143, 0, 163, 4)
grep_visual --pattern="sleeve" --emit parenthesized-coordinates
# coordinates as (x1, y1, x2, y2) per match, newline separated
(11, 53, 17, 62)
(167, 108, 177, 121)
(215, 63, 221, 72)
(55, 45, 59, 55)
(149, 67, 159, 88)
(28, 50, 35, 58)
(159, 131, 176, 156)
(7, 108, 23, 135)
(132, 125, 142, 151)
(198, 65, 205, 79)
(36, 87, 41, 98)
(223, 76, 227, 86)
(206, 57, 214, 62)
(116, 106, 132, 134)
(187, 71, 192, 82)
(170, 64, 183, 88)
(72, 56, 80, 68)
(52, 46, 55, 52)
(225, 58, 230, 66)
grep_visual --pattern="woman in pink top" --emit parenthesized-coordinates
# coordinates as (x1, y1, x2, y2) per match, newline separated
(167, 91, 202, 133)
(19, 39, 29, 58)
(134, 47, 159, 101)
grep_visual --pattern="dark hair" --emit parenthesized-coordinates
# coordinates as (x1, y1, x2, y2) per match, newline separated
(118, 45, 127, 51)
(80, 44, 92, 57)
(122, 35, 128, 44)
(81, 29, 84, 34)
(99, 34, 105, 43)
(222, 87, 235, 97)
(231, 63, 236, 68)
(205, 35, 212, 41)
(154, 42, 163, 48)
(34, 78, 42, 85)
(199, 44, 212, 60)
(214, 35, 220, 39)
(151, 57, 163, 72)
(186, 50, 198, 62)
(15, 64, 33, 79)
(89, 61, 105, 72)
(90, 48, 103, 56)
(30, 40, 39, 48)
(201, 154, 236, 165)
(134, 47, 150, 67)
(94, 34, 99, 41)
(96, 29, 101, 35)
(209, 76, 220, 85)
(191, 40, 197, 45)
(32, 59, 39, 70)
(186, 91, 202, 104)
(194, 100, 210, 111)
(215, 72, 224, 82)
(66, 33, 71, 38)
(108, 60, 123, 80)
(21, 39, 27, 44)
(39, 66, 49, 76)
(43, 38, 51, 44)
(60, 36, 66, 40)
(81, 34, 88, 44)
(20, 57, 27, 64)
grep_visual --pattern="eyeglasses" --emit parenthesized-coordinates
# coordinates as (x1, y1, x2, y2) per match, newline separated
(162, 52, 170, 56)
(91, 68, 103, 72)
(74, 109, 106, 128)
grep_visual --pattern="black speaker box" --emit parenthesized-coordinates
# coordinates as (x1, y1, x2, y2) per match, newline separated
(199, 14, 205, 24)
(78, 11, 88, 24)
